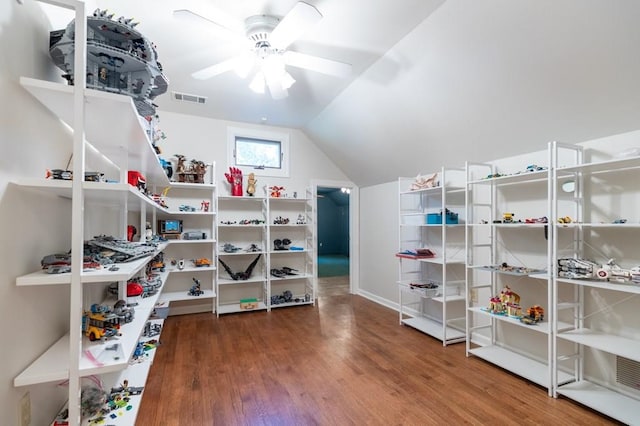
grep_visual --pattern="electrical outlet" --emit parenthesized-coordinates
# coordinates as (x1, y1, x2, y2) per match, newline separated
(20, 391, 31, 426)
(470, 288, 478, 303)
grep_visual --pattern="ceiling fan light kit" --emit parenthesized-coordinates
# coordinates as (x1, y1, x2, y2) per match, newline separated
(177, 1, 352, 99)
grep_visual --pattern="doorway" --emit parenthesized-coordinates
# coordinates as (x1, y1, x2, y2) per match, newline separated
(312, 181, 358, 297)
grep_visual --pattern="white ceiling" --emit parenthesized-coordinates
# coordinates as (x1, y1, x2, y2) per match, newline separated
(41, 1, 640, 187)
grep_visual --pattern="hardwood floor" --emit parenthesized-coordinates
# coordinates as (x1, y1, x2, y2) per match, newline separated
(137, 293, 618, 425)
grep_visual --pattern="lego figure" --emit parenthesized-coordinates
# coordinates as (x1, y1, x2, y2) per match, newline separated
(246, 173, 257, 196)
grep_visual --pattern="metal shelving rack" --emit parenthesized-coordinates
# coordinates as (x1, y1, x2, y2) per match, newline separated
(550, 142, 640, 424)
(397, 167, 467, 345)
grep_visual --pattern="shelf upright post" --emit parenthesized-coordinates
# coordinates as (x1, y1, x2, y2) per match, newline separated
(62, 0, 88, 424)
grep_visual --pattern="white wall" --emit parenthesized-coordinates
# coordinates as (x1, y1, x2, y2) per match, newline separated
(0, 1, 80, 425)
(156, 111, 349, 196)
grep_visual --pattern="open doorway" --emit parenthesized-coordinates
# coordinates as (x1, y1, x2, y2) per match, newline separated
(317, 186, 350, 296)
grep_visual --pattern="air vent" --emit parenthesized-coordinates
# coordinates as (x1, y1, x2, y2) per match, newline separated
(172, 91, 207, 104)
(616, 356, 640, 391)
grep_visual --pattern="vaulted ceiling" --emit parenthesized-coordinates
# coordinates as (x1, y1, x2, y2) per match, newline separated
(41, 0, 640, 187)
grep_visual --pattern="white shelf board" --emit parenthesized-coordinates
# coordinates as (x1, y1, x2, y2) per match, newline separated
(20, 77, 169, 186)
(401, 316, 466, 342)
(556, 277, 640, 294)
(268, 197, 310, 202)
(169, 182, 215, 190)
(558, 328, 640, 362)
(269, 273, 313, 282)
(167, 266, 216, 274)
(166, 239, 216, 245)
(432, 294, 466, 303)
(159, 289, 216, 303)
(469, 345, 573, 388)
(160, 210, 216, 216)
(557, 381, 640, 426)
(467, 169, 548, 186)
(12, 179, 167, 212)
(417, 257, 465, 265)
(16, 243, 167, 286)
(556, 222, 640, 228)
(217, 302, 267, 314)
(471, 265, 547, 277)
(469, 307, 573, 334)
(219, 251, 266, 256)
(218, 196, 266, 201)
(269, 249, 310, 254)
(14, 283, 165, 386)
(556, 155, 640, 175)
(270, 300, 314, 309)
(218, 277, 266, 285)
(270, 224, 307, 228)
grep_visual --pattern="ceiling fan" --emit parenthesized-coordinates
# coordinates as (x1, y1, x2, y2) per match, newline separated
(174, 2, 352, 99)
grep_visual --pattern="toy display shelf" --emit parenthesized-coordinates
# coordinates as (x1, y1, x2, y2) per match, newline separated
(556, 277, 640, 294)
(270, 299, 314, 309)
(160, 210, 216, 217)
(467, 169, 548, 186)
(16, 242, 168, 286)
(20, 77, 169, 186)
(555, 154, 640, 176)
(270, 223, 308, 227)
(398, 185, 465, 196)
(467, 345, 573, 389)
(159, 289, 216, 303)
(166, 265, 216, 274)
(470, 265, 547, 276)
(416, 256, 465, 265)
(269, 273, 313, 282)
(166, 239, 217, 245)
(217, 301, 268, 315)
(556, 222, 640, 228)
(14, 273, 168, 387)
(219, 250, 266, 256)
(556, 381, 640, 425)
(269, 249, 311, 254)
(218, 277, 266, 285)
(50, 318, 164, 426)
(401, 316, 466, 342)
(169, 182, 216, 190)
(11, 179, 168, 213)
(469, 307, 573, 334)
(218, 195, 266, 201)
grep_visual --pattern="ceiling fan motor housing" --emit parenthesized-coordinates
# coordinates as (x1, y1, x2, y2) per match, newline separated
(245, 15, 280, 46)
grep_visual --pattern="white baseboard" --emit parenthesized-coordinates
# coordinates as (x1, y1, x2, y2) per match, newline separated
(357, 289, 399, 312)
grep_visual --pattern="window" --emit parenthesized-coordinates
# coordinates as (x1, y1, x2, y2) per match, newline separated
(227, 127, 290, 177)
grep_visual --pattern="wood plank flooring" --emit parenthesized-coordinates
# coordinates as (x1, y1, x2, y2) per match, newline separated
(136, 293, 619, 425)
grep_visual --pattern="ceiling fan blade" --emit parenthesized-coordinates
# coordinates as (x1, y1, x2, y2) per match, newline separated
(270, 2, 322, 50)
(264, 73, 288, 100)
(192, 55, 252, 80)
(173, 9, 249, 46)
(283, 51, 352, 78)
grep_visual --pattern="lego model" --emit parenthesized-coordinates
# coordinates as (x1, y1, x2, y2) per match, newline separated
(246, 172, 257, 196)
(49, 8, 168, 116)
(557, 257, 640, 283)
(269, 185, 285, 197)
(520, 305, 544, 324)
(225, 166, 243, 195)
(218, 254, 262, 280)
(273, 238, 291, 250)
(193, 258, 212, 267)
(409, 173, 438, 190)
(82, 311, 121, 341)
(188, 277, 205, 296)
(175, 157, 208, 183)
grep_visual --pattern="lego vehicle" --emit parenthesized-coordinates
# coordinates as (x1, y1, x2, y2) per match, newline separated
(502, 212, 515, 223)
(193, 258, 211, 267)
(188, 278, 205, 296)
(82, 311, 120, 341)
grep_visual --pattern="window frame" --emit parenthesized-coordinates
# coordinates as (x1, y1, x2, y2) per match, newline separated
(227, 126, 290, 178)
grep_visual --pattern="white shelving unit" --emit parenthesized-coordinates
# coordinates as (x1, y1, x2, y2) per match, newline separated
(397, 167, 467, 345)
(267, 193, 316, 309)
(13, 2, 172, 422)
(156, 181, 217, 314)
(216, 196, 269, 315)
(550, 143, 640, 423)
(464, 149, 570, 395)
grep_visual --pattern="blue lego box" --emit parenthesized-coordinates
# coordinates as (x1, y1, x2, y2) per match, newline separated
(426, 211, 459, 224)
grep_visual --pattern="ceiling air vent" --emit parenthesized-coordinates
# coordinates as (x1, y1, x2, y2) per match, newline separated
(172, 91, 207, 104)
